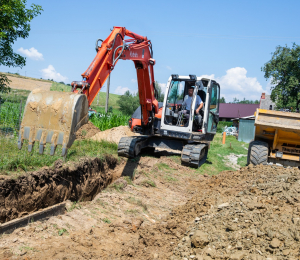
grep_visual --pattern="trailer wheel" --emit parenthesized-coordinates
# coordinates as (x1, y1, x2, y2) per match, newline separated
(247, 141, 269, 165)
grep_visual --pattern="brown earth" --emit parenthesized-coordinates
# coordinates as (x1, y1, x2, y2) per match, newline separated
(1, 156, 300, 259)
(75, 121, 101, 140)
(0, 156, 118, 224)
(91, 125, 139, 143)
(5, 74, 52, 92)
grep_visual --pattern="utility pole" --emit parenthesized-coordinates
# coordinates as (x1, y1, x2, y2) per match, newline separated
(105, 74, 110, 113)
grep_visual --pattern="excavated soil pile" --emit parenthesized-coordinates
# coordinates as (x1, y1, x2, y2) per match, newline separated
(0, 156, 117, 224)
(76, 121, 101, 140)
(171, 165, 300, 259)
(91, 125, 138, 144)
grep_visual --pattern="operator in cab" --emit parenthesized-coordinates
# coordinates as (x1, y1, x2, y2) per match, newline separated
(181, 81, 204, 127)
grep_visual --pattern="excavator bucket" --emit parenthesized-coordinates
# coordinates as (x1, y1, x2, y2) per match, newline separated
(18, 89, 89, 156)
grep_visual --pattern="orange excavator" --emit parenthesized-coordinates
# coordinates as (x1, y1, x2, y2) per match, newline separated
(18, 27, 159, 156)
(19, 27, 221, 168)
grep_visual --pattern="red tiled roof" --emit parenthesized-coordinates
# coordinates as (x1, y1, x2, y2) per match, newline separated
(219, 103, 259, 119)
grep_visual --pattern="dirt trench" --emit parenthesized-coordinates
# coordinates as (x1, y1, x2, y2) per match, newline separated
(0, 155, 118, 224)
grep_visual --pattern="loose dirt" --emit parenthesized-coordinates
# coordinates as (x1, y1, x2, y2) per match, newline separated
(76, 121, 101, 140)
(5, 74, 51, 92)
(91, 125, 139, 143)
(1, 158, 300, 259)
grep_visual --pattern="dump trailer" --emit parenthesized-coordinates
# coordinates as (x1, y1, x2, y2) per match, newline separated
(247, 108, 300, 167)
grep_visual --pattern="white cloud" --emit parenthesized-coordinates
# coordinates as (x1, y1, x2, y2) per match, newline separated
(114, 86, 130, 95)
(166, 66, 172, 70)
(18, 47, 44, 61)
(41, 65, 68, 82)
(199, 67, 266, 102)
(131, 79, 137, 83)
(158, 83, 167, 94)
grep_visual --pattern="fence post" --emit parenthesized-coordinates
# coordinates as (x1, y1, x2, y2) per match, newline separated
(0, 97, 2, 124)
(105, 74, 110, 113)
(18, 100, 22, 132)
(222, 131, 226, 144)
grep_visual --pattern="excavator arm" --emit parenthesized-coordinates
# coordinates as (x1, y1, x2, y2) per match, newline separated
(71, 27, 158, 127)
(18, 27, 158, 156)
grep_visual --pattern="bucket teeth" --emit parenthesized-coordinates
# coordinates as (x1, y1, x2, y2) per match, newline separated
(28, 143, 34, 152)
(50, 143, 57, 156)
(62, 145, 68, 157)
(39, 142, 45, 154)
(18, 132, 23, 150)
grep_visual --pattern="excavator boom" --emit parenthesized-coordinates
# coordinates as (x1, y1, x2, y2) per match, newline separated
(18, 27, 158, 155)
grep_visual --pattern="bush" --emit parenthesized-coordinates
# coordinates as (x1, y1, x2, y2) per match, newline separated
(217, 121, 233, 133)
(119, 91, 140, 115)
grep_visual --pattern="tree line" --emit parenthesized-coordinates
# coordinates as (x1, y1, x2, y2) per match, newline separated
(219, 97, 259, 104)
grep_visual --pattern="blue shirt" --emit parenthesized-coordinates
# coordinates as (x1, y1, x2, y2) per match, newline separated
(183, 95, 202, 110)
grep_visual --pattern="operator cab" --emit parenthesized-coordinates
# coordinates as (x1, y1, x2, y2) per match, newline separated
(160, 75, 220, 140)
(163, 75, 207, 131)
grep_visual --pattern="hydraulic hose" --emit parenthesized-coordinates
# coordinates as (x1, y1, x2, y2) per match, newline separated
(107, 33, 124, 51)
(112, 40, 126, 68)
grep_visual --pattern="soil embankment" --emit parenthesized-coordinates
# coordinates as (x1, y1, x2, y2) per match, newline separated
(0, 156, 118, 224)
(91, 125, 139, 144)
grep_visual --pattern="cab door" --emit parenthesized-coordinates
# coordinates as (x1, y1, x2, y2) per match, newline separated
(206, 81, 220, 134)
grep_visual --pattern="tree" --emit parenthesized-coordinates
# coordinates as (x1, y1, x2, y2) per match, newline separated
(262, 43, 300, 109)
(154, 81, 164, 102)
(220, 96, 226, 103)
(230, 97, 259, 104)
(0, 0, 42, 93)
(119, 90, 140, 115)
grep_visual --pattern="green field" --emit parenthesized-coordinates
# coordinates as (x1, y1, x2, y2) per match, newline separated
(50, 82, 121, 110)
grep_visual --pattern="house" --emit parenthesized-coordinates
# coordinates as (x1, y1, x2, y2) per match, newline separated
(259, 93, 276, 110)
(219, 103, 260, 121)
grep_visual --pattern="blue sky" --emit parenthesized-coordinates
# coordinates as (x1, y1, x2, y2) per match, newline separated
(1, 0, 300, 102)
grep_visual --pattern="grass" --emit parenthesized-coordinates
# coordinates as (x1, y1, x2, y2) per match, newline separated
(195, 133, 249, 175)
(67, 201, 82, 212)
(49, 81, 122, 110)
(90, 91, 121, 110)
(125, 197, 148, 211)
(0, 89, 29, 135)
(58, 228, 68, 236)
(0, 137, 118, 176)
(109, 182, 126, 192)
(4, 72, 51, 83)
(50, 82, 72, 92)
(19, 246, 35, 251)
(141, 179, 156, 187)
(89, 113, 130, 131)
(102, 217, 111, 224)
(125, 209, 139, 215)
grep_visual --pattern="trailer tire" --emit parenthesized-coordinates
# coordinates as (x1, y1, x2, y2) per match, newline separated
(247, 141, 268, 166)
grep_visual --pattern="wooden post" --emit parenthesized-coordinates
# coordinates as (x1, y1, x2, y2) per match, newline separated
(222, 131, 226, 144)
(18, 100, 22, 131)
(105, 74, 110, 113)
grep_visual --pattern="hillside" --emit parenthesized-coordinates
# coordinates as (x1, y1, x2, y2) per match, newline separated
(1, 72, 121, 109)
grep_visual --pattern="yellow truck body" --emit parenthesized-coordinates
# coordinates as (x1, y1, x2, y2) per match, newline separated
(248, 108, 300, 167)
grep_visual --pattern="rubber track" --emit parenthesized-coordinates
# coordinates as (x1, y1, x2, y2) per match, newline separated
(248, 140, 268, 165)
(118, 136, 148, 158)
(181, 143, 208, 168)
